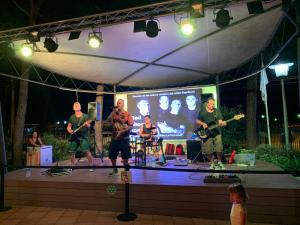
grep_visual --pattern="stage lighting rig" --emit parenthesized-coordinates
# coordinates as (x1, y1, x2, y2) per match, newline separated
(213, 8, 233, 28)
(88, 31, 103, 48)
(44, 36, 58, 52)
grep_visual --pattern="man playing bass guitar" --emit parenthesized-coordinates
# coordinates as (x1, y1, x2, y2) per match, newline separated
(196, 98, 226, 170)
(107, 99, 134, 176)
(67, 102, 94, 171)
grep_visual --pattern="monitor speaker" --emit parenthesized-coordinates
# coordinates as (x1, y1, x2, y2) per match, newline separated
(186, 140, 205, 162)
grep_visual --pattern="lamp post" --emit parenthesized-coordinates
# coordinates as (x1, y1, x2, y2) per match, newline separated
(269, 63, 294, 150)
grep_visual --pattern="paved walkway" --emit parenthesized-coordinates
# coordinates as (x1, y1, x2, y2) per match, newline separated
(0, 206, 279, 225)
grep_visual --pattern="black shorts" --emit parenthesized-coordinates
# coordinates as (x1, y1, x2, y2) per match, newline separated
(109, 139, 131, 159)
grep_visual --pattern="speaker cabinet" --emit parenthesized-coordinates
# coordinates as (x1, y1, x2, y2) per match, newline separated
(186, 140, 205, 162)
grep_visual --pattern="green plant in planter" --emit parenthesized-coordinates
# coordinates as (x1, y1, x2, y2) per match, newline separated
(254, 144, 300, 172)
(42, 133, 71, 161)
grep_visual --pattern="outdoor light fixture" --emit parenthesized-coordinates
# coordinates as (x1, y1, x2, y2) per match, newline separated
(190, 0, 204, 18)
(180, 18, 194, 35)
(213, 8, 233, 28)
(269, 63, 294, 150)
(44, 37, 58, 52)
(146, 20, 161, 38)
(269, 63, 294, 77)
(88, 32, 103, 48)
(21, 44, 34, 57)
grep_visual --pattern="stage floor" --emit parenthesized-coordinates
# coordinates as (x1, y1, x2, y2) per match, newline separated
(4, 157, 300, 225)
(5, 157, 300, 189)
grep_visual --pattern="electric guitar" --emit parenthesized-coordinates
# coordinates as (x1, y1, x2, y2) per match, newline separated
(112, 121, 130, 140)
(194, 114, 245, 141)
(69, 120, 92, 143)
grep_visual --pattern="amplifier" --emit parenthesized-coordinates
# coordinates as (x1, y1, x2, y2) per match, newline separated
(186, 140, 205, 162)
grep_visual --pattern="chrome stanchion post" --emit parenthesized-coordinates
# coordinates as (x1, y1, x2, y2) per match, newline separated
(0, 163, 11, 212)
(117, 164, 137, 221)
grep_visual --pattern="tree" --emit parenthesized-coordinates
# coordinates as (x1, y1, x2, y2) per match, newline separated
(246, 75, 258, 149)
(12, 0, 44, 168)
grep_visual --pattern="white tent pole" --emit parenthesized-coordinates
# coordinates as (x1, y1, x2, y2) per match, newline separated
(264, 98, 272, 145)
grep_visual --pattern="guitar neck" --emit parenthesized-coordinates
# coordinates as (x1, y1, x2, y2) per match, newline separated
(208, 117, 236, 130)
(74, 120, 92, 133)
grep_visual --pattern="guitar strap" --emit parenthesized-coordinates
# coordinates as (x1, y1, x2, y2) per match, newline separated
(76, 115, 83, 129)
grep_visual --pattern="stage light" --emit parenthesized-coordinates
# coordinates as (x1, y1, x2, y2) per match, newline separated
(274, 118, 278, 122)
(297, 114, 300, 119)
(261, 115, 265, 119)
(68, 31, 81, 40)
(269, 63, 294, 77)
(63, 120, 67, 124)
(190, 0, 204, 18)
(180, 19, 194, 35)
(28, 31, 40, 43)
(44, 37, 58, 52)
(146, 20, 161, 38)
(213, 8, 233, 28)
(88, 32, 103, 48)
(21, 44, 33, 57)
(133, 20, 146, 32)
(56, 121, 60, 125)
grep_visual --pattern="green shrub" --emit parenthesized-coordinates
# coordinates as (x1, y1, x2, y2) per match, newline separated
(221, 105, 246, 154)
(42, 133, 70, 161)
(254, 144, 300, 172)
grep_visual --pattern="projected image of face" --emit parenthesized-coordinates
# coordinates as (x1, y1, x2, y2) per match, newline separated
(186, 95, 197, 110)
(170, 99, 182, 115)
(159, 96, 169, 111)
(137, 99, 150, 117)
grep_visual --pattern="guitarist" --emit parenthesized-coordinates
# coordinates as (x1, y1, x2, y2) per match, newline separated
(67, 102, 94, 171)
(196, 98, 226, 170)
(107, 99, 134, 176)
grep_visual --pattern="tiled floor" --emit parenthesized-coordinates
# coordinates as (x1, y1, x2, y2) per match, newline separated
(0, 206, 280, 225)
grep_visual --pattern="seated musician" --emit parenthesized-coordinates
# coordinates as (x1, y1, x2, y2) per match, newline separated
(139, 115, 160, 161)
(28, 131, 44, 147)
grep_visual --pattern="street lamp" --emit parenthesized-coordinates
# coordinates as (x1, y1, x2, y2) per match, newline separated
(269, 63, 294, 150)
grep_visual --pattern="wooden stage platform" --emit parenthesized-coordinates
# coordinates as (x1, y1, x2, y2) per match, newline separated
(4, 157, 300, 225)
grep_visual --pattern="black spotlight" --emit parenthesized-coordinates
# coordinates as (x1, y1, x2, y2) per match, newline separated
(133, 20, 146, 32)
(146, 20, 161, 38)
(44, 37, 58, 52)
(213, 8, 233, 28)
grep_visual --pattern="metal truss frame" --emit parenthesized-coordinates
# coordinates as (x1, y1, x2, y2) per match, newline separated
(0, 0, 251, 44)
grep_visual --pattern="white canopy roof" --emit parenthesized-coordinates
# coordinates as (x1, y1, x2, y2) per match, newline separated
(16, 0, 282, 88)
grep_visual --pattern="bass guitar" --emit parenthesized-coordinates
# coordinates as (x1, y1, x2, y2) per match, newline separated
(194, 114, 245, 141)
(69, 120, 92, 143)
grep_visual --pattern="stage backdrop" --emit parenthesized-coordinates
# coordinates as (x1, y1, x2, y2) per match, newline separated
(116, 86, 217, 140)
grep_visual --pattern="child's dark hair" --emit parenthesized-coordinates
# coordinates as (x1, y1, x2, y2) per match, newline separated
(228, 183, 248, 203)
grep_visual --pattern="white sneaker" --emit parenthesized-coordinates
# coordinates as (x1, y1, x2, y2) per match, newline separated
(89, 168, 94, 172)
(209, 163, 215, 170)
